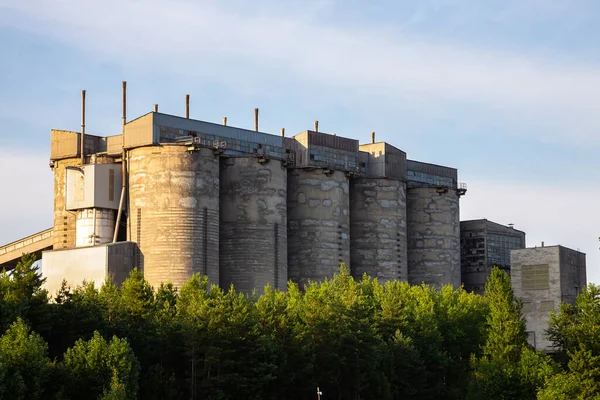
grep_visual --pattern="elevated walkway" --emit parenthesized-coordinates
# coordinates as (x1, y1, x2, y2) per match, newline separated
(0, 228, 54, 270)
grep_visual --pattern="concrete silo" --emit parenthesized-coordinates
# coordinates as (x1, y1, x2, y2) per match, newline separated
(406, 161, 464, 289)
(350, 142, 408, 283)
(287, 131, 359, 287)
(128, 145, 220, 289)
(219, 156, 287, 293)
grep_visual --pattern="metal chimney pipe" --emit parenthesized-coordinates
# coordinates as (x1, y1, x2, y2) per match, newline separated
(122, 81, 127, 127)
(280, 128, 285, 137)
(254, 108, 259, 132)
(222, 117, 228, 126)
(185, 94, 190, 119)
(314, 120, 319, 132)
(154, 104, 159, 112)
(371, 132, 375, 144)
(81, 90, 86, 165)
(542, 241, 544, 247)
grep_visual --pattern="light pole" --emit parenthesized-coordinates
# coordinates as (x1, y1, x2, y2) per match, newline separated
(317, 387, 322, 399)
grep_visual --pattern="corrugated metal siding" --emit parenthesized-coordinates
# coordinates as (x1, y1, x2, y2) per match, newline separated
(407, 160, 457, 180)
(154, 113, 286, 160)
(307, 131, 358, 152)
(51, 130, 79, 160)
(123, 113, 155, 149)
(107, 135, 123, 155)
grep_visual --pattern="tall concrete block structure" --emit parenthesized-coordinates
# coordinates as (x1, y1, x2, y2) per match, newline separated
(128, 145, 220, 289)
(288, 168, 351, 287)
(511, 245, 586, 352)
(460, 219, 526, 294)
(286, 130, 358, 287)
(220, 157, 288, 293)
(406, 161, 465, 289)
(1, 88, 477, 295)
(350, 142, 408, 283)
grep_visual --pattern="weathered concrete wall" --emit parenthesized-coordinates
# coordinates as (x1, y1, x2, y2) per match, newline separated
(350, 178, 407, 283)
(407, 187, 460, 289)
(559, 247, 587, 305)
(53, 158, 82, 250)
(41, 241, 136, 296)
(219, 157, 287, 294)
(128, 145, 220, 289)
(107, 242, 137, 286)
(287, 169, 350, 287)
(511, 246, 562, 351)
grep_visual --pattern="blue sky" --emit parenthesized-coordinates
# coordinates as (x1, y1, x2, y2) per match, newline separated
(0, 0, 598, 283)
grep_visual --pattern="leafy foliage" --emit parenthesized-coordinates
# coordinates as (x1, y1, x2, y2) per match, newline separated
(0, 255, 598, 399)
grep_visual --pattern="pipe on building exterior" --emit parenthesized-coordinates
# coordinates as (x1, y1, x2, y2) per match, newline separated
(281, 128, 285, 137)
(92, 208, 97, 246)
(154, 104, 159, 112)
(113, 81, 127, 243)
(223, 117, 227, 126)
(81, 90, 86, 165)
(186, 94, 190, 119)
(254, 108, 259, 132)
(314, 120, 319, 132)
(371, 132, 375, 144)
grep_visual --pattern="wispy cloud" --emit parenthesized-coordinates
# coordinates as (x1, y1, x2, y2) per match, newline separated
(2, 0, 600, 144)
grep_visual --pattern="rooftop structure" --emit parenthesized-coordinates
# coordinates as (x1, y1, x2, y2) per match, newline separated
(461, 219, 526, 294)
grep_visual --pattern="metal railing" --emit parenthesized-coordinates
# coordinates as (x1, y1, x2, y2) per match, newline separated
(0, 228, 54, 256)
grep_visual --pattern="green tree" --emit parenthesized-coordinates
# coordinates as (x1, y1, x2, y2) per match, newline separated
(60, 331, 140, 399)
(0, 317, 50, 400)
(0, 254, 49, 333)
(469, 267, 554, 400)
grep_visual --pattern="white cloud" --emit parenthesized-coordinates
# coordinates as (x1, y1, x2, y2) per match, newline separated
(1, 0, 600, 143)
(461, 180, 600, 284)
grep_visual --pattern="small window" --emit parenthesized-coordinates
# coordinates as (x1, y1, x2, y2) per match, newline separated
(522, 265, 550, 290)
(310, 154, 315, 160)
(522, 301, 532, 313)
(526, 331, 536, 348)
(540, 301, 555, 312)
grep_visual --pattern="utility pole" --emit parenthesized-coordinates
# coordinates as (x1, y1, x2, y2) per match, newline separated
(317, 387, 322, 399)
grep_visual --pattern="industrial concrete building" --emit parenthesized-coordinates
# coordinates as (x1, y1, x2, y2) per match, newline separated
(511, 245, 586, 352)
(0, 87, 468, 295)
(461, 219, 526, 294)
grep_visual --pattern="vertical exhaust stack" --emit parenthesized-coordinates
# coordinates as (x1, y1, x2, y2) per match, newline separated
(81, 90, 86, 165)
(280, 128, 285, 137)
(154, 104, 159, 112)
(314, 120, 319, 133)
(122, 81, 127, 127)
(185, 94, 190, 119)
(222, 117, 228, 126)
(113, 81, 127, 243)
(371, 131, 375, 144)
(254, 108, 259, 132)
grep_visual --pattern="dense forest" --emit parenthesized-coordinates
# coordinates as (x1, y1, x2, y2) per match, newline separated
(0, 254, 598, 399)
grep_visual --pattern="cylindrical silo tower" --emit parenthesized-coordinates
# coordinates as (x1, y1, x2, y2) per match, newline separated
(350, 178, 407, 283)
(128, 145, 220, 289)
(287, 168, 350, 288)
(219, 157, 287, 294)
(75, 209, 115, 247)
(406, 187, 460, 289)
